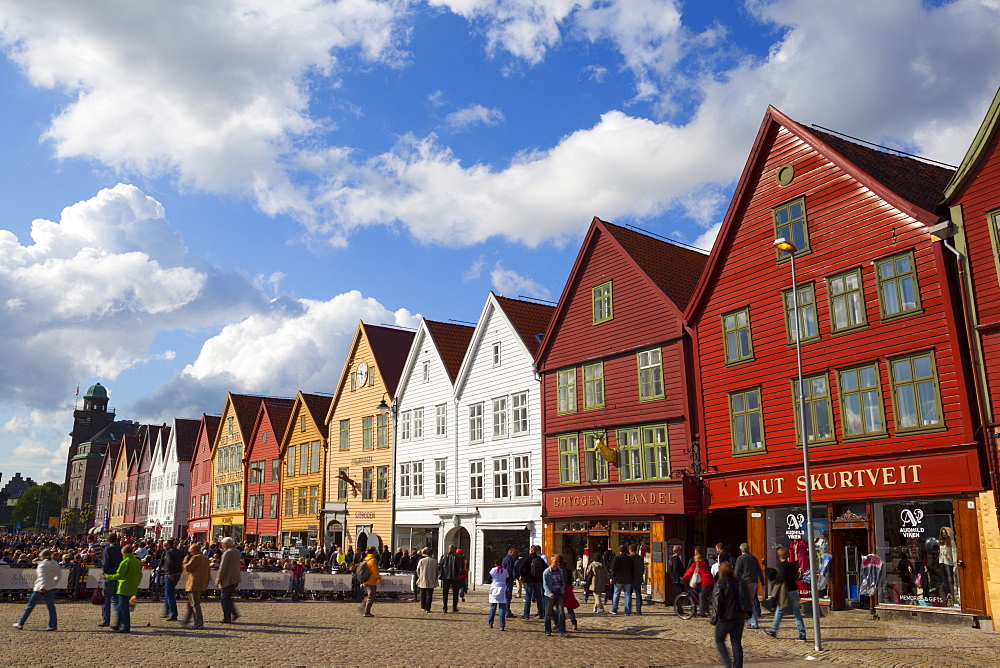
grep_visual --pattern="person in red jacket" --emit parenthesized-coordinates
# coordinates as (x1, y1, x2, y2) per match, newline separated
(682, 546, 716, 617)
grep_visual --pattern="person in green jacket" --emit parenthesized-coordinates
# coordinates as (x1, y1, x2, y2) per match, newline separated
(104, 544, 142, 633)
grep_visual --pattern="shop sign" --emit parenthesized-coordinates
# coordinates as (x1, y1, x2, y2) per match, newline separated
(544, 484, 692, 517)
(899, 508, 925, 538)
(354, 511, 376, 520)
(351, 456, 373, 466)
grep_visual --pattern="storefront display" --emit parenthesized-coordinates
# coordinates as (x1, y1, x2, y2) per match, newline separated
(876, 499, 959, 608)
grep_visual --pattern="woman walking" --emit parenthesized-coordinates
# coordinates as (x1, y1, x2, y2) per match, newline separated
(415, 548, 438, 613)
(486, 558, 508, 630)
(12, 549, 61, 631)
(682, 546, 716, 617)
(711, 561, 751, 668)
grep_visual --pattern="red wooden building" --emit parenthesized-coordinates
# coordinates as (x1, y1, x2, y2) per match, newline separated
(187, 414, 220, 542)
(536, 217, 708, 603)
(244, 399, 295, 546)
(939, 85, 1000, 619)
(685, 106, 988, 617)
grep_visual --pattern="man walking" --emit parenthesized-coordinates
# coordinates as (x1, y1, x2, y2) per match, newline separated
(518, 545, 546, 620)
(359, 547, 381, 617)
(628, 544, 645, 615)
(501, 548, 518, 615)
(438, 544, 462, 613)
(217, 537, 242, 624)
(541, 554, 568, 637)
(734, 542, 766, 629)
(12, 548, 60, 631)
(415, 547, 438, 613)
(160, 539, 184, 621)
(764, 547, 807, 642)
(104, 545, 142, 634)
(610, 545, 634, 615)
(585, 556, 609, 613)
(181, 544, 209, 629)
(98, 534, 122, 629)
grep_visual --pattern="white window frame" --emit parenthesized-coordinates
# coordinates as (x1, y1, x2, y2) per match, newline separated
(469, 403, 484, 443)
(400, 410, 412, 441)
(422, 361, 430, 383)
(512, 392, 528, 435)
(493, 457, 509, 499)
(513, 454, 530, 497)
(399, 462, 411, 497)
(435, 459, 447, 496)
(413, 408, 424, 439)
(412, 461, 424, 496)
(470, 460, 484, 500)
(492, 396, 508, 438)
(493, 342, 502, 367)
(435, 404, 447, 437)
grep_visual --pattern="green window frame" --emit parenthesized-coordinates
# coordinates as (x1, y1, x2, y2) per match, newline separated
(773, 197, 810, 257)
(729, 388, 765, 454)
(875, 251, 921, 318)
(557, 368, 577, 414)
(376, 466, 388, 501)
(377, 414, 388, 447)
(583, 361, 605, 409)
(827, 268, 867, 333)
(617, 428, 642, 481)
(783, 283, 819, 343)
(837, 363, 886, 439)
(592, 281, 613, 324)
(362, 416, 373, 450)
(889, 351, 944, 433)
(642, 424, 670, 479)
(558, 435, 580, 484)
(722, 308, 754, 364)
(583, 432, 609, 483)
(337, 468, 348, 500)
(791, 374, 835, 446)
(362, 467, 373, 501)
(339, 419, 349, 450)
(638, 348, 664, 400)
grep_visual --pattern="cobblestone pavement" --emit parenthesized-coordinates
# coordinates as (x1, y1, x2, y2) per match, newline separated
(3, 591, 999, 666)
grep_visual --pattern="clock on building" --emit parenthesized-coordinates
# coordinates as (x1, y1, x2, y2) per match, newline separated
(355, 362, 368, 387)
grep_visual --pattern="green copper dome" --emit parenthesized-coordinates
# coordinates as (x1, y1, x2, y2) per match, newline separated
(84, 382, 108, 400)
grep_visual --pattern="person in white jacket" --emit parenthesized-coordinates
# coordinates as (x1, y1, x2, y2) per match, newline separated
(13, 548, 61, 631)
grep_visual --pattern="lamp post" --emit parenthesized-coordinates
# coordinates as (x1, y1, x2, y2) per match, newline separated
(773, 237, 822, 652)
(377, 393, 398, 558)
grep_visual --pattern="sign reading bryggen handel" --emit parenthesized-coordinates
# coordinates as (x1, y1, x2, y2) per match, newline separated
(544, 483, 696, 517)
(707, 449, 982, 508)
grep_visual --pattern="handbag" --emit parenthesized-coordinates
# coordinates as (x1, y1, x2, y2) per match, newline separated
(689, 566, 702, 588)
(90, 586, 105, 606)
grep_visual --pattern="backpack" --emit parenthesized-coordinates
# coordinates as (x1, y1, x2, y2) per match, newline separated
(530, 555, 546, 579)
(355, 559, 370, 582)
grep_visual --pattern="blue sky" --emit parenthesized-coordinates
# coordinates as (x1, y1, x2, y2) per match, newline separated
(1, 0, 999, 483)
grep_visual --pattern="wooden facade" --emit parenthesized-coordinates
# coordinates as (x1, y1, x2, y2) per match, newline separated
(536, 217, 708, 603)
(109, 434, 139, 533)
(187, 414, 220, 540)
(686, 106, 987, 616)
(277, 392, 332, 547)
(245, 399, 295, 545)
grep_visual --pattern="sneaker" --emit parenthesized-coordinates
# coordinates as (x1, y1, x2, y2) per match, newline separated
(45, 627, 57, 632)
(97, 622, 110, 627)
(764, 630, 776, 638)
(797, 633, 807, 642)
(364, 612, 375, 618)
(609, 611, 618, 615)
(12, 623, 22, 630)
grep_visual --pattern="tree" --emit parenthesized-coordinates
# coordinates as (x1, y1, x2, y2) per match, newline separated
(12, 482, 63, 531)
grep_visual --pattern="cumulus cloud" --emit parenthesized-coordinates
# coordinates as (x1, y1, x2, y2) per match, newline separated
(444, 104, 505, 131)
(490, 263, 552, 300)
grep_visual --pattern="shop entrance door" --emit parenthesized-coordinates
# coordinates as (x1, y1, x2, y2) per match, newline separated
(838, 528, 868, 608)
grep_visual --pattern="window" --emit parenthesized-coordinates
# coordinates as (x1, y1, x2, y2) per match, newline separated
(773, 197, 809, 256)
(362, 468, 373, 500)
(558, 435, 580, 484)
(309, 441, 321, 472)
(284, 489, 294, 516)
(435, 405, 447, 437)
(339, 419, 349, 450)
(617, 428, 642, 481)
(493, 457, 509, 498)
(299, 443, 309, 475)
(792, 374, 834, 445)
(876, 252, 921, 318)
(261, 431, 267, 443)
(783, 283, 818, 343)
(399, 462, 411, 497)
(469, 460, 484, 500)
(638, 348, 664, 400)
(492, 397, 507, 438)
(557, 368, 577, 414)
(363, 417, 373, 450)
(493, 342, 502, 367)
(227, 416, 234, 437)
(300, 416, 306, 432)
(422, 361, 430, 383)
(593, 281, 613, 323)
(722, 308, 754, 364)
(890, 351, 943, 432)
(377, 467, 388, 501)
(435, 459, 447, 496)
(582, 432, 608, 483)
(412, 462, 423, 496)
(285, 445, 296, 476)
(400, 411, 412, 440)
(377, 414, 388, 447)
(249, 460, 265, 484)
(413, 408, 423, 438)
(511, 392, 528, 434)
(838, 363, 885, 438)
(642, 425, 670, 479)
(828, 269, 866, 332)
(269, 493, 277, 519)
(513, 455, 531, 496)
(337, 468, 348, 500)
(247, 494, 259, 519)
(469, 403, 484, 442)
(271, 458, 280, 482)
(583, 362, 605, 409)
(298, 487, 308, 514)
(730, 388, 765, 453)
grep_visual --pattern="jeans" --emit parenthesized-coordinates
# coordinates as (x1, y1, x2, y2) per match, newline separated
(114, 593, 131, 632)
(505, 584, 514, 614)
(543, 593, 566, 635)
(771, 592, 806, 636)
(487, 602, 507, 628)
(101, 580, 117, 625)
(714, 618, 745, 668)
(746, 582, 760, 627)
(522, 581, 543, 618)
(420, 587, 434, 612)
(633, 583, 643, 614)
(612, 583, 632, 614)
(220, 584, 238, 622)
(163, 575, 178, 618)
(441, 579, 460, 612)
(18, 589, 57, 629)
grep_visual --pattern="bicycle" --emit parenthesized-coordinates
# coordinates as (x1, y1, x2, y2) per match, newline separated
(673, 585, 702, 619)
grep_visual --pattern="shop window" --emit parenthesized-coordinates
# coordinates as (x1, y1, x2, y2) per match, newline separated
(878, 500, 959, 608)
(828, 268, 867, 333)
(638, 348, 664, 400)
(592, 281, 613, 324)
(376, 467, 388, 501)
(339, 419, 349, 450)
(362, 468, 373, 501)
(470, 460, 484, 500)
(837, 363, 886, 439)
(722, 308, 754, 364)
(583, 432, 609, 483)
(729, 388, 764, 454)
(783, 283, 819, 343)
(773, 197, 810, 257)
(889, 351, 943, 432)
(363, 416, 373, 450)
(557, 368, 577, 414)
(558, 435, 579, 484)
(583, 362, 605, 410)
(876, 252, 921, 319)
(792, 374, 835, 445)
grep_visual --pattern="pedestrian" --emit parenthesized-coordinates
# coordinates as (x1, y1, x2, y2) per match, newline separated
(415, 547, 438, 613)
(359, 547, 381, 617)
(104, 544, 142, 634)
(711, 561, 751, 668)
(181, 544, 209, 629)
(669, 545, 686, 599)
(628, 544, 645, 615)
(585, 556, 609, 613)
(12, 548, 61, 631)
(518, 545, 546, 620)
(501, 548, 518, 615)
(682, 546, 716, 617)
(379, 545, 392, 570)
(733, 543, 765, 629)
(438, 544, 462, 613)
(457, 548, 469, 602)
(716, 543, 736, 568)
(764, 547, 807, 642)
(610, 545, 634, 615)
(218, 537, 242, 624)
(487, 558, 508, 630)
(563, 563, 580, 632)
(98, 533, 122, 629)
(541, 554, 568, 637)
(160, 539, 184, 621)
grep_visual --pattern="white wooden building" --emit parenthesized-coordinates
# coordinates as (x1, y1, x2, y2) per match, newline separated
(146, 418, 200, 540)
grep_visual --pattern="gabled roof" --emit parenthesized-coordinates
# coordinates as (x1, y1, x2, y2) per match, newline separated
(425, 320, 475, 383)
(943, 85, 1000, 203)
(214, 393, 293, 455)
(172, 418, 202, 462)
(494, 296, 555, 358)
(685, 105, 952, 322)
(190, 414, 221, 472)
(300, 393, 333, 439)
(248, 400, 294, 462)
(118, 434, 141, 475)
(326, 321, 416, 423)
(80, 420, 141, 448)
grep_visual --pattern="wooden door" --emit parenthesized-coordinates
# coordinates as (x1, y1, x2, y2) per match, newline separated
(954, 496, 987, 616)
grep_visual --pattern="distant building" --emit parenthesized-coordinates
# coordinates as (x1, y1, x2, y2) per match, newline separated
(63, 383, 117, 509)
(0, 472, 37, 527)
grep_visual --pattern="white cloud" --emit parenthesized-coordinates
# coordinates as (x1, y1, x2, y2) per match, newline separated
(463, 256, 487, 281)
(490, 263, 551, 300)
(444, 104, 505, 131)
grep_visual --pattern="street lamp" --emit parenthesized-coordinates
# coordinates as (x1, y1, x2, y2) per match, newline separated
(377, 392, 398, 560)
(773, 237, 822, 652)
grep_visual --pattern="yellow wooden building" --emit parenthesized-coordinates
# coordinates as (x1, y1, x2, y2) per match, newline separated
(325, 322, 414, 552)
(277, 391, 333, 548)
(109, 434, 138, 533)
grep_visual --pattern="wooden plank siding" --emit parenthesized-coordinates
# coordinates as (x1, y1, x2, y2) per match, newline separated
(689, 118, 979, 486)
(278, 395, 328, 539)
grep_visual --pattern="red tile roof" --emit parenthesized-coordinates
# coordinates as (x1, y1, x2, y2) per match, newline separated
(600, 220, 709, 312)
(229, 394, 293, 444)
(301, 393, 334, 438)
(494, 296, 555, 357)
(261, 401, 295, 443)
(173, 418, 202, 461)
(425, 320, 475, 383)
(364, 324, 417, 396)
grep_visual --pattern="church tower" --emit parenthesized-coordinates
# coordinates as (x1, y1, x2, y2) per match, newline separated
(62, 383, 116, 510)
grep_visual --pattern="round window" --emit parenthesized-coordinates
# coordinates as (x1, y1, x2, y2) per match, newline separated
(776, 164, 795, 186)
